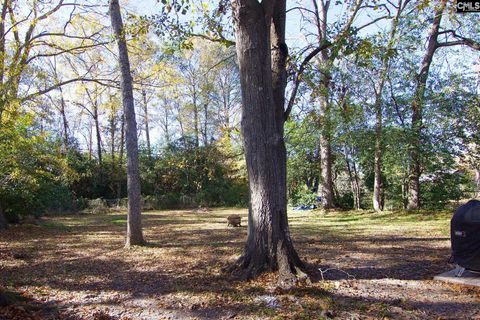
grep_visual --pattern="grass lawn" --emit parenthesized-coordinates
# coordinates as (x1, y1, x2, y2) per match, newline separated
(1, 207, 479, 319)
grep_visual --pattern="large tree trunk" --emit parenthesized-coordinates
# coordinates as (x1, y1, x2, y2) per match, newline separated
(110, 0, 145, 247)
(407, 0, 446, 210)
(232, 0, 305, 285)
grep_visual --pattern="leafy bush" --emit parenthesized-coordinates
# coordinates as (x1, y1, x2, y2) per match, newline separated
(290, 189, 318, 207)
(0, 116, 75, 221)
(143, 142, 247, 208)
(421, 171, 472, 209)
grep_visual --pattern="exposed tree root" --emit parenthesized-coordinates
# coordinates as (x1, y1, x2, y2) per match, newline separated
(225, 250, 311, 289)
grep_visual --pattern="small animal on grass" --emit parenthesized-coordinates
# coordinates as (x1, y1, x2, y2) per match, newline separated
(227, 215, 241, 227)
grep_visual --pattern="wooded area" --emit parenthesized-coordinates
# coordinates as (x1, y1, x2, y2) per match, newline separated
(0, 0, 479, 318)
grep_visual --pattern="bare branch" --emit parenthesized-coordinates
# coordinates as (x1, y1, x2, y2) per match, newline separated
(21, 78, 119, 102)
(284, 41, 332, 120)
(436, 30, 480, 51)
(26, 41, 112, 64)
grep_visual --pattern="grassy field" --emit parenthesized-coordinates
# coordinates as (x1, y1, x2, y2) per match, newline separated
(1, 207, 479, 319)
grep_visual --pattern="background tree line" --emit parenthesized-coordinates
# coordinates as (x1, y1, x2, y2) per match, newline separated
(0, 0, 479, 230)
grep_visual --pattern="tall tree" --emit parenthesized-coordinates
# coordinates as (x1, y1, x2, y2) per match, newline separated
(372, 0, 408, 211)
(407, 0, 479, 209)
(407, 0, 446, 210)
(284, 0, 385, 209)
(110, 0, 145, 247)
(232, 0, 305, 284)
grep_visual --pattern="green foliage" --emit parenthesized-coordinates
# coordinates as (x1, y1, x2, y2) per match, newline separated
(290, 189, 318, 207)
(286, 116, 321, 203)
(421, 171, 473, 209)
(145, 141, 247, 208)
(0, 115, 74, 221)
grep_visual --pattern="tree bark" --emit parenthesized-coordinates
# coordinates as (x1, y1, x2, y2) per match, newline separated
(202, 103, 209, 146)
(407, 0, 446, 210)
(87, 122, 93, 160)
(193, 88, 199, 147)
(352, 157, 361, 209)
(110, 0, 145, 247)
(475, 168, 480, 198)
(94, 103, 102, 165)
(85, 88, 103, 165)
(232, 0, 305, 285)
(0, 203, 7, 231)
(318, 89, 334, 209)
(372, 0, 404, 211)
(314, 0, 335, 209)
(141, 88, 152, 158)
(108, 101, 117, 195)
(163, 101, 170, 144)
(117, 112, 125, 200)
(59, 88, 69, 151)
(344, 146, 361, 210)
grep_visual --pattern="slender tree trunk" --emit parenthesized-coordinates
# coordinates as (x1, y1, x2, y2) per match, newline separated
(142, 88, 152, 158)
(164, 104, 170, 144)
(373, 90, 383, 211)
(93, 103, 102, 165)
(344, 147, 356, 209)
(109, 106, 116, 195)
(318, 73, 334, 209)
(203, 103, 208, 145)
(117, 113, 125, 200)
(407, 0, 446, 210)
(311, 0, 335, 209)
(223, 97, 231, 141)
(110, 0, 145, 247)
(0, 203, 7, 231)
(344, 146, 361, 210)
(59, 87, 69, 150)
(0, 0, 7, 126)
(178, 114, 186, 143)
(193, 89, 199, 147)
(475, 168, 480, 198)
(60, 101, 69, 148)
(350, 149, 362, 210)
(232, 0, 305, 285)
(372, 0, 405, 212)
(88, 123, 93, 160)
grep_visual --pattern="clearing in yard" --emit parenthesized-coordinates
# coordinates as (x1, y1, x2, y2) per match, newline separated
(1, 208, 479, 319)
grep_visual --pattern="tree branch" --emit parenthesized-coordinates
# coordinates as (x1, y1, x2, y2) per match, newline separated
(21, 78, 119, 102)
(284, 41, 332, 120)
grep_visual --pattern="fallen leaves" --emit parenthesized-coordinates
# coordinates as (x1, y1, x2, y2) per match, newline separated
(0, 209, 479, 319)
